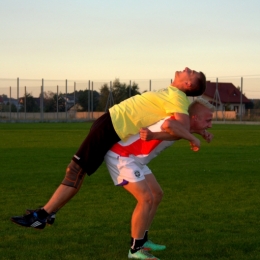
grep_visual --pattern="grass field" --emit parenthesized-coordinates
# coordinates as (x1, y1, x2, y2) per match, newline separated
(1, 122, 260, 260)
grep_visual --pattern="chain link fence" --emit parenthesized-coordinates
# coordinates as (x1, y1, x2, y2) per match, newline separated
(0, 76, 260, 122)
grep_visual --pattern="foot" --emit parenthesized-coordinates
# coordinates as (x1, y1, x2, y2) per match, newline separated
(143, 240, 166, 251)
(26, 208, 56, 225)
(10, 212, 46, 229)
(128, 249, 160, 259)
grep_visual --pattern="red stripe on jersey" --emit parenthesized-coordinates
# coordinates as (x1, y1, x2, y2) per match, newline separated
(110, 115, 176, 157)
(110, 139, 162, 157)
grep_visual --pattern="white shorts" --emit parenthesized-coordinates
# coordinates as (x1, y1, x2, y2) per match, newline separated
(104, 151, 152, 186)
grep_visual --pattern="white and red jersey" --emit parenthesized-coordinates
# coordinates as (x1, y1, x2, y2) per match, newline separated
(106, 116, 175, 165)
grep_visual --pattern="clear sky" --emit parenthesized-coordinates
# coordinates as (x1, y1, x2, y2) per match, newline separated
(1, 0, 260, 81)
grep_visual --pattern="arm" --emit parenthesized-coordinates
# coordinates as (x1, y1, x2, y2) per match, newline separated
(161, 119, 200, 151)
(140, 125, 213, 143)
(173, 113, 190, 131)
(140, 118, 201, 152)
(138, 112, 190, 141)
(139, 127, 180, 141)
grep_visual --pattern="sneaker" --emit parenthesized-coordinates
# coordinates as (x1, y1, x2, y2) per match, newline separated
(10, 212, 46, 229)
(26, 208, 56, 225)
(143, 240, 166, 251)
(128, 249, 160, 259)
(46, 213, 55, 225)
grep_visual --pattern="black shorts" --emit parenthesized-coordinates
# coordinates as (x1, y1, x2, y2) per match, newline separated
(72, 112, 120, 176)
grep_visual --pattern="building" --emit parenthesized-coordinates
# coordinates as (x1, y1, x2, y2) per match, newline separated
(202, 81, 250, 115)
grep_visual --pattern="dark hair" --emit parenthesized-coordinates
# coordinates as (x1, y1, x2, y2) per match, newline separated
(186, 71, 206, 97)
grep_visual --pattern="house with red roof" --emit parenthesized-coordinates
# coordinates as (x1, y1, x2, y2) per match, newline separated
(202, 81, 250, 115)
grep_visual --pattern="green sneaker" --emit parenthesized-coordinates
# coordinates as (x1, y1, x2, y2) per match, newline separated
(143, 240, 166, 251)
(128, 249, 160, 259)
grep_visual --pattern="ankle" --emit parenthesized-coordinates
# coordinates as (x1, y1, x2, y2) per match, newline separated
(36, 209, 49, 219)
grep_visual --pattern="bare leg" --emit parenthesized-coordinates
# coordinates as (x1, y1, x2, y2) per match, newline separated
(123, 180, 153, 238)
(43, 164, 85, 214)
(43, 184, 81, 214)
(144, 174, 163, 230)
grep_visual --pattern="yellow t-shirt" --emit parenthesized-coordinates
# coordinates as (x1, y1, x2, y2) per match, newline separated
(109, 86, 190, 141)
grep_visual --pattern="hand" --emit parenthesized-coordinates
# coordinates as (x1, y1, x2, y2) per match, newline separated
(189, 136, 200, 152)
(202, 130, 214, 143)
(139, 128, 154, 141)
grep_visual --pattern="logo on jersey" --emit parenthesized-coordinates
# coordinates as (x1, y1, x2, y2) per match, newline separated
(134, 171, 141, 178)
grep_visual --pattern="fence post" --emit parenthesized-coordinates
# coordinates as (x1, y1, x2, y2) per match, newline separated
(17, 77, 19, 119)
(65, 79, 68, 122)
(129, 80, 131, 97)
(149, 80, 151, 91)
(41, 79, 44, 122)
(9, 86, 11, 120)
(74, 82, 76, 108)
(91, 81, 93, 120)
(240, 77, 243, 122)
(57, 85, 59, 120)
(88, 80, 90, 120)
(24, 86, 26, 119)
(215, 79, 218, 121)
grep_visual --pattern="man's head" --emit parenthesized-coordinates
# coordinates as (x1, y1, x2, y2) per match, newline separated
(172, 67, 206, 96)
(189, 97, 215, 133)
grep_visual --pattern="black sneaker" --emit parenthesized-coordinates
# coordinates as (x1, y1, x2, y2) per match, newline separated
(26, 209, 56, 225)
(11, 212, 46, 229)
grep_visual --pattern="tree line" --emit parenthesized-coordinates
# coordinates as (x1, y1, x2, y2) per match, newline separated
(0, 79, 141, 113)
(1, 80, 260, 112)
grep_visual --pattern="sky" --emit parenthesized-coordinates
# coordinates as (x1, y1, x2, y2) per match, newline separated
(0, 0, 260, 82)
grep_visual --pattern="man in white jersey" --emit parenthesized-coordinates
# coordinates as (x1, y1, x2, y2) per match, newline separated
(104, 98, 214, 260)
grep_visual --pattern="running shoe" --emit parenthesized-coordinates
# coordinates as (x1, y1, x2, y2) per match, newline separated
(11, 211, 46, 229)
(26, 208, 56, 225)
(128, 249, 160, 259)
(143, 240, 166, 251)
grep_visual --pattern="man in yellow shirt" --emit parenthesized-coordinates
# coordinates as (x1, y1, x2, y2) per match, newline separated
(11, 67, 206, 231)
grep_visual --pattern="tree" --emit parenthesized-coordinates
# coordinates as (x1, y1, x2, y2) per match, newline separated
(77, 89, 100, 111)
(43, 91, 67, 112)
(97, 79, 141, 111)
(19, 93, 40, 112)
(1, 102, 17, 112)
(112, 79, 140, 104)
(97, 84, 110, 111)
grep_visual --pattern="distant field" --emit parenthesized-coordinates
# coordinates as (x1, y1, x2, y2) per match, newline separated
(1, 123, 260, 260)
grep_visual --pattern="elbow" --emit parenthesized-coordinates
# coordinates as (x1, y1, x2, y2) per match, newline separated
(161, 120, 171, 131)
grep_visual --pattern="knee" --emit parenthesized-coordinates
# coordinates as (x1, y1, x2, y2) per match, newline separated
(61, 160, 85, 189)
(153, 188, 164, 205)
(140, 191, 154, 208)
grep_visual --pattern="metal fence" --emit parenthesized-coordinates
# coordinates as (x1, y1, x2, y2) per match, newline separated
(0, 76, 260, 122)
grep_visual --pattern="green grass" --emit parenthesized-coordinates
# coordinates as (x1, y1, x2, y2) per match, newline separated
(1, 123, 260, 260)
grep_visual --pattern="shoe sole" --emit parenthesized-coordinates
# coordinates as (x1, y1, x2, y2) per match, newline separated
(143, 246, 166, 251)
(10, 218, 45, 230)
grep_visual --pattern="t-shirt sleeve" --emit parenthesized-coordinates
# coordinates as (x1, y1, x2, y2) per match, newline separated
(164, 91, 190, 115)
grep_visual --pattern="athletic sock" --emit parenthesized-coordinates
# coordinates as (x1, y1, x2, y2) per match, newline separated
(143, 230, 149, 243)
(130, 238, 145, 254)
(36, 209, 49, 219)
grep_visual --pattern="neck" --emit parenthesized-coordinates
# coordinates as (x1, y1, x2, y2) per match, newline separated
(171, 81, 185, 92)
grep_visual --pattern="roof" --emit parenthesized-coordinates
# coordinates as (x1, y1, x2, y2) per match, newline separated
(203, 81, 250, 103)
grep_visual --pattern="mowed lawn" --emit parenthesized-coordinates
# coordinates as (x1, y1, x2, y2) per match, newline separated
(1, 122, 260, 260)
